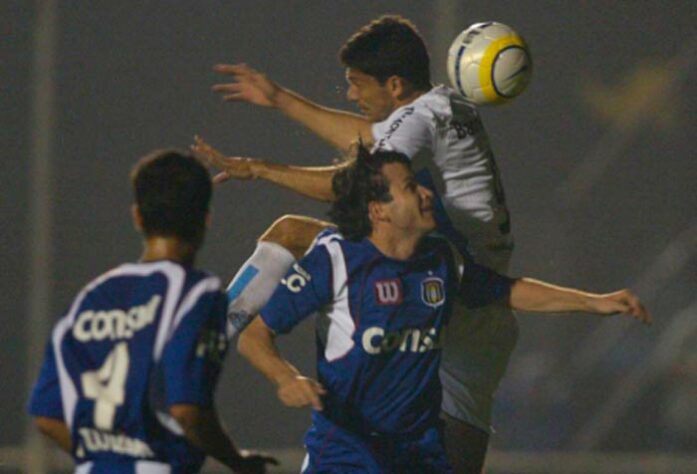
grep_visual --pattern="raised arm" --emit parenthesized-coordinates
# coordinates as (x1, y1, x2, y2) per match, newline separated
(509, 278, 652, 324)
(212, 64, 373, 152)
(192, 136, 349, 202)
(238, 316, 326, 410)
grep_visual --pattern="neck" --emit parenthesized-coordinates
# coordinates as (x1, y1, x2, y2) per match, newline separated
(140, 236, 197, 266)
(395, 87, 429, 108)
(368, 229, 422, 261)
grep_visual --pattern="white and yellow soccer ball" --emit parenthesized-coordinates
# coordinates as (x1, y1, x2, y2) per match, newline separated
(447, 22, 532, 106)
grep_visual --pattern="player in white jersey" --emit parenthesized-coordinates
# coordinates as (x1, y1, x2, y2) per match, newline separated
(28, 150, 276, 473)
(195, 15, 631, 472)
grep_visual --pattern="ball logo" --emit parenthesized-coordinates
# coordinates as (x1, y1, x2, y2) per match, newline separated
(281, 263, 311, 293)
(374, 279, 403, 305)
(421, 277, 445, 308)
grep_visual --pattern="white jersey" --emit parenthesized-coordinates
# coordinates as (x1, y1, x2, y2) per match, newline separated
(372, 85, 519, 432)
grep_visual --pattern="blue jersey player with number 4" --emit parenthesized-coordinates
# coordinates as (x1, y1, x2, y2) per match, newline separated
(28, 150, 277, 473)
(237, 146, 650, 473)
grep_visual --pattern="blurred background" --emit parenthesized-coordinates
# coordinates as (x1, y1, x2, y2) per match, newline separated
(3, 1, 696, 472)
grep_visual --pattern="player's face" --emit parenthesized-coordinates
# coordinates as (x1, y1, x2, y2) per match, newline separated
(378, 162, 435, 236)
(345, 68, 398, 122)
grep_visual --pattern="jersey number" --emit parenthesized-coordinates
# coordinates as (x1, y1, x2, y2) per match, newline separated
(80, 343, 129, 430)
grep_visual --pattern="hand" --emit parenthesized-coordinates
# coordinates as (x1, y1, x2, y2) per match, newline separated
(212, 63, 280, 107)
(231, 449, 279, 474)
(276, 375, 327, 411)
(588, 289, 652, 325)
(191, 135, 261, 184)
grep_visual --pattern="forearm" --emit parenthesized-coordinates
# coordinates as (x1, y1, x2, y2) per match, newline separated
(34, 417, 71, 454)
(172, 406, 242, 470)
(274, 88, 373, 152)
(509, 278, 598, 313)
(252, 160, 347, 202)
(238, 317, 300, 387)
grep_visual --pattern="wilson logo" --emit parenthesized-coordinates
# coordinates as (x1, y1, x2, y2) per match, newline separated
(421, 277, 445, 308)
(374, 279, 402, 305)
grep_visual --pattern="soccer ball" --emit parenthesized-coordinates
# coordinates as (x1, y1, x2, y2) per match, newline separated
(447, 22, 532, 106)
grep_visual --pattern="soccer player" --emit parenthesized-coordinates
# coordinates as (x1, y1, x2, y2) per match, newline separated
(236, 147, 650, 473)
(28, 150, 277, 473)
(195, 14, 520, 472)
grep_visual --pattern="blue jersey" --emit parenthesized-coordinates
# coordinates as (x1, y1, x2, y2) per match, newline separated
(260, 231, 512, 437)
(28, 260, 230, 473)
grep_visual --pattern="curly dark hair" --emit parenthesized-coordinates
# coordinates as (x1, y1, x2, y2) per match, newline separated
(131, 149, 212, 247)
(339, 15, 431, 91)
(328, 145, 410, 241)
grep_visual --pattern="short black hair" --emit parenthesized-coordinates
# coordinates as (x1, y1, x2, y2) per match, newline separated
(328, 145, 410, 241)
(131, 149, 212, 246)
(339, 15, 431, 91)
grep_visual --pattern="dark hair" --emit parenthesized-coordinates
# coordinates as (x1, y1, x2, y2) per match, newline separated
(131, 149, 212, 246)
(328, 144, 410, 241)
(339, 15, 431, 91)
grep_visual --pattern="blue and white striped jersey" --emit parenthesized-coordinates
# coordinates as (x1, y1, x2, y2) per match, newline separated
(260, 231, 512, 437)
(28, 260, 230, 473)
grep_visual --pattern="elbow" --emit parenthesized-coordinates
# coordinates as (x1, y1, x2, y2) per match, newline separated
(169, 404, 202, 433)
(34, 416, 57, 437)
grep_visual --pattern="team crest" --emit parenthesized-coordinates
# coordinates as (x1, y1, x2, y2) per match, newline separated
(374, 279, 403, 305)
(421, 277, 445, 308)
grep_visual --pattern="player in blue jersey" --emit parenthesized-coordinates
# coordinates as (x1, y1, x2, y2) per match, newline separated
(236, 146, 650, 473)
(28, 150, 277, 473)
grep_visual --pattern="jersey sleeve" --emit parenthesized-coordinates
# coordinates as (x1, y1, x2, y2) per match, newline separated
(459, 258, 515, 309)
(260, 245, 334, 334)
(27, 340, 64, 419)
(161, 282, 229, 408)
(371, 106, 434, 159)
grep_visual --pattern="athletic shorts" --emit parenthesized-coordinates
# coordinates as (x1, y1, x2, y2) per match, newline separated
(301, 412, 452, 474)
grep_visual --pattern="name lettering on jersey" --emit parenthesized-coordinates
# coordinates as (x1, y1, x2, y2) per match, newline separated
(362, 326, 443, 354)
(374, 279, 403, 305)
(73, 295, 161, 342)
(78, 428, 154, 458)
(421, 277, 445, 308)
(375, 107, 415, 150)
(281, 263, 311, 293)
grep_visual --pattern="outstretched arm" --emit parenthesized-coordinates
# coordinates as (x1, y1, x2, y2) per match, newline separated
(192, 136, 349, 202)
(509, 278, 652, 324)
(238, 316, 326, 411)
(212, 64, 373, 152)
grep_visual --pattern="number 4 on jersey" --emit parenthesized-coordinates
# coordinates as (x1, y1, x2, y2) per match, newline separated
(81, 342, 129, 430)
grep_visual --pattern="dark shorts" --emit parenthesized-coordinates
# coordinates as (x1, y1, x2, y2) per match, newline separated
(441, 412, 490, 474)
(302, 413, 452, 474)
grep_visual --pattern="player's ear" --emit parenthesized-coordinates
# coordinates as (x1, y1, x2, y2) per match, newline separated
(385, 75, 402, 99)
(387, 75, 411, 101)
(131, 204, 144, 231)
(368, 200, 388, 224)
